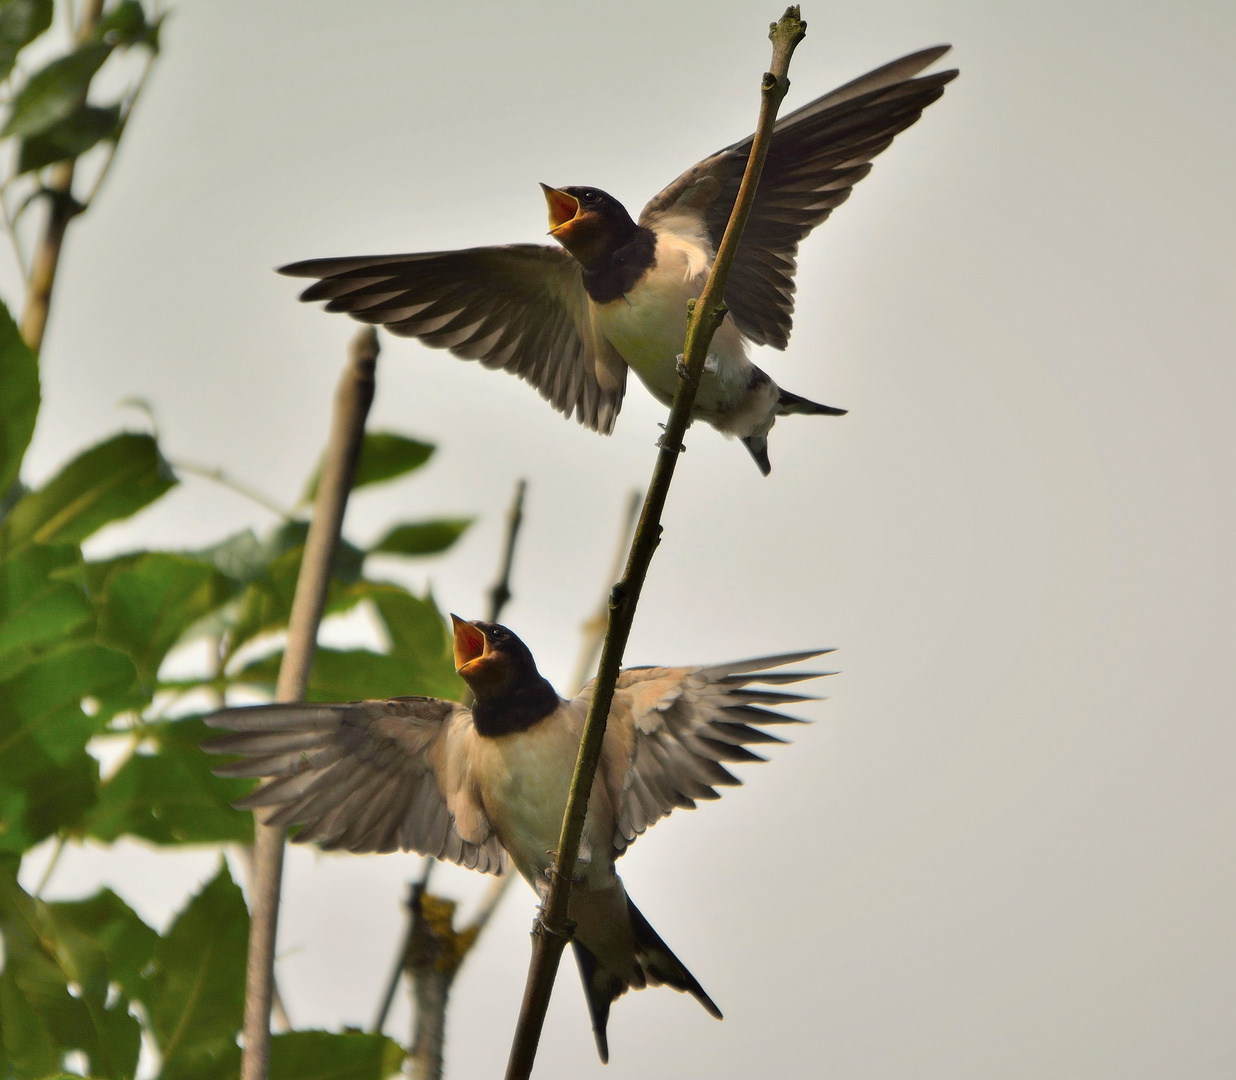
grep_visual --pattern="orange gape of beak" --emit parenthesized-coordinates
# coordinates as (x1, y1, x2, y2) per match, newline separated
(451, 614, 487, 672)
(540, 184, 580, 232)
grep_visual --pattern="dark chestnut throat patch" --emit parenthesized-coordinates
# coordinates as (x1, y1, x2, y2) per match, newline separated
(470, 673, 560, 737)
(581, 226, 657, 304)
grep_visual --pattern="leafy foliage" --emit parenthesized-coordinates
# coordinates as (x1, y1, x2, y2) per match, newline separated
(0, 867, 142, 1079)
(0, 0, 53, 82)
(302, 430, 434, 503)
(0, 5, 481, 1074)
(372, 517, 472, 557)
(0, 295, 38, 494)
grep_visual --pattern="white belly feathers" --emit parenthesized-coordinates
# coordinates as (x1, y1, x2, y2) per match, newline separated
(591, 227, 754, 416)
(468, 703, 615, 891)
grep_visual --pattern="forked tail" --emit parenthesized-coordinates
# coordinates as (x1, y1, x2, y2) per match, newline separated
(742, 388, 847, 475)
(777, 386, 847, 417)
(571, 896, 721, 1063)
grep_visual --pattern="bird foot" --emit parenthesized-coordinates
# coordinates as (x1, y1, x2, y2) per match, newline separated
(533, 911, 576, 941)
(675, 354, 695, 385)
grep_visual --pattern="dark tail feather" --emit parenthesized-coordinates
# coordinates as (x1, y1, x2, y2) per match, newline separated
(742, 435, 772, 476)
(777, 387, 847, 417)
(572, 940, 617, 1063)
(627, 897, 723, 1020)
(571, 899, 722, 1063)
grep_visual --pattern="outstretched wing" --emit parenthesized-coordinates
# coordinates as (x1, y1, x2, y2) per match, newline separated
(640, 45, 957, 348)
(280, 244, 628, 433)
(588, 650, 833, 854)
(203, 696, 505, 873)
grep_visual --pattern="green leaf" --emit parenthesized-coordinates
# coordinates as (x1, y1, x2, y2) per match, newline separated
(236, 585, 462, 702)
(0, 640, 134, 766)
(0, 755, 95, 855)
(2, 42, 112, 139)
(147, 861, 248, 1080)
(269, 1031, 405, 1080)
(0, 868, 142, 1080)
(0, 295, 38, 491)
(85, 718, 252, 846)
(17, 102, 121, 173)
(47, 888, 157, 1004)
(0, 543, 92, 682)
(97, 0, 161, 50)
(0, 0, 53, 82)
(1, 432, 176, 554)
(220, 537, 367, 661)
(0, 641, 136, 852)
(301, 431, 434, 503)
(94, 552, 235, 688)
(370, 517, 472, 557)
(191, 527, 267, 583)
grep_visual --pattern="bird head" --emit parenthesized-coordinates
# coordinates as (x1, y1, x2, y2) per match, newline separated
(541, 184, 636, 267)
(451, 614, 539, 699)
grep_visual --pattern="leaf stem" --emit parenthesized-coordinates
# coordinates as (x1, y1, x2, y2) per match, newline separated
(170, 458, 295, 521)
(32, 832, 66, 897)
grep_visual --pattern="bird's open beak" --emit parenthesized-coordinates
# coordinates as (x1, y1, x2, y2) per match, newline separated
(541, 184, 580, 233)
(451, 614, 487, 672)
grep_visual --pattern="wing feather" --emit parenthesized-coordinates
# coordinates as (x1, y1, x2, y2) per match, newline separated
(584, 652, 834, 853)
(281, 245, 626, 433)
(640, 46, 957, 348)
(203, 697, 506, 872)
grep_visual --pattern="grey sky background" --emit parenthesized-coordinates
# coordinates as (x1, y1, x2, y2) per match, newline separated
(14, 1, 1236, 1077)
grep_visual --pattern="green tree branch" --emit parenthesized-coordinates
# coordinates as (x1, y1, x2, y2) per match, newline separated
(502, 9, 807, 1079)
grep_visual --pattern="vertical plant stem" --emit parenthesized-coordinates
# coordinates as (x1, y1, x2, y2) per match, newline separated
(240, 327, 380, 1080)
(502, 10, 806, 1080)
(18, 0, 105, 353)
(488, 478, 526, 623)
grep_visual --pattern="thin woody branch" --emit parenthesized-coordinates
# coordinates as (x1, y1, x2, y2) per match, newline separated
(18, 0, 104, 353)
(502, 10, 807, 1079)
(240, 326, 380, 1080)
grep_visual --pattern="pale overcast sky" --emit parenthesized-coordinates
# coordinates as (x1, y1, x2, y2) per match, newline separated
(17, 1, 1236, 1078)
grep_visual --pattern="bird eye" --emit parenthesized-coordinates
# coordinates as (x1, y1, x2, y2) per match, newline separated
(489, 628, 508, 643)
(583, 190, 600, 203)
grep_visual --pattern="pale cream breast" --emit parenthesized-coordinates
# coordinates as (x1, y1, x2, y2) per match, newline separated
(591, 228, 755, 412)
(467, 706, 616, 889)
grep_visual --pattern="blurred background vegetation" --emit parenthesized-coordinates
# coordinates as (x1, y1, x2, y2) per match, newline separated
(0, 4, 486, 1076)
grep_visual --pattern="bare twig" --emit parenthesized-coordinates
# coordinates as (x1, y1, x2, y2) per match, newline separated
(17, 0, 104, 352)
(240, 327, 379, 1080)
(371, 856, 434, 1035)
(502, 11, 807, 1079)
(405, 890, 477, 1080)
(568, 489, 642, 695)
(233, 843, 293, 1032)
(488, 478, 526, 623)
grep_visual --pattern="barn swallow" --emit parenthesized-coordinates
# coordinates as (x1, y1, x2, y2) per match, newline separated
(279, 46, 956, 474)
(204, 616, 830, 1061)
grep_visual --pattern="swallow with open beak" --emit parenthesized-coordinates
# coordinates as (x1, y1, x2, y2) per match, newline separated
(279, 47, 957, 474)
(204, 616, 830, 1061)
